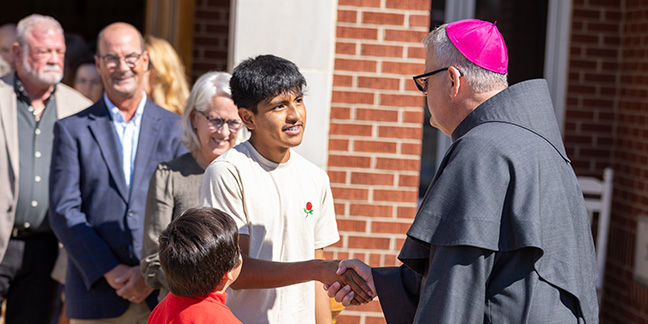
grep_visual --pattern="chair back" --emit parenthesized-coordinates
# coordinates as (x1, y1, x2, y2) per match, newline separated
(578, 167, 614, 303)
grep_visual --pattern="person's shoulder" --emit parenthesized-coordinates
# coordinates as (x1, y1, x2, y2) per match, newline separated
(159, 153, 199, 172)
(290, 150, 328, 176)
(0, 74, 11, 91)
(146, 100, 182, 122)
(58, 101, 106, 126)
(56, 83, 93, 107)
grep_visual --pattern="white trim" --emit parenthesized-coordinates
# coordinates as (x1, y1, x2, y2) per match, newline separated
(544, 0, 572, 134)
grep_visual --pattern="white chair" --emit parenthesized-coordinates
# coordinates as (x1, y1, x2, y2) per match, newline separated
(577, 167, 614, 303)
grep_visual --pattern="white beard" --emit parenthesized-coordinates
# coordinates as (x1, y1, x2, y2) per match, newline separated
(21, 54, 63, 86)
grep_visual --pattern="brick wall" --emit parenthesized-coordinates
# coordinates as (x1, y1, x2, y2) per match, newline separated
(191, 0, 230, 81)
(564, 0, 620, 178)
(325, 0, 431, 322)
(564, 0, 648, 322)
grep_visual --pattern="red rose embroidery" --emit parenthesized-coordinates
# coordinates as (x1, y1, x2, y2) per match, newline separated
(304, 202, 314, 218)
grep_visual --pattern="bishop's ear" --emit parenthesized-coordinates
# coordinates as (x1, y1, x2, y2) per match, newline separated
(238, 108, 255, 130)
(448, 66, 463, 97)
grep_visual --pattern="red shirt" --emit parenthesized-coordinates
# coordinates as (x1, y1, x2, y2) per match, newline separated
(148, 291, 242, 324)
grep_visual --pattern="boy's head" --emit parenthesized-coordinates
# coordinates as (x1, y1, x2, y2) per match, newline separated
(230, 55, 308, 162)
(229, 54, 306, 114)
(159, 207, 241, 297)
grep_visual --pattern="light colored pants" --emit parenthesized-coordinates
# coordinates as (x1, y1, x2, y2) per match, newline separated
(70, 302, 150, 324)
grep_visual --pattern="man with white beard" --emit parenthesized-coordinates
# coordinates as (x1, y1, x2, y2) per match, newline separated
(0, 14, 91, 324)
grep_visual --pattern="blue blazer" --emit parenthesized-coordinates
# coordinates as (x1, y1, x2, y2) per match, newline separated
(49, 98, 187, 319)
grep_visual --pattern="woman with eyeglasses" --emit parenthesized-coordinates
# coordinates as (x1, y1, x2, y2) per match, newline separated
(140, 71, 248, 301)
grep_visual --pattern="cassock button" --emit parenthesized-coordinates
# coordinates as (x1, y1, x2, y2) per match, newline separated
(35, 151, 42, 158)
(31, 200, 38, 207)
(35, 175, 41, 182)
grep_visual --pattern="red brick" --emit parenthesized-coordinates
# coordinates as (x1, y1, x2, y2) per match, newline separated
(338, 9, 358, 23)
(335, 58, 377, 73)
(588, 22, 620, 33)
(410, 14, 430, 28)
(362, 12, 405, 25)
(329, 123, 373, 136)
(384, 29, 429, 43)
(361, 44, 404, 58)
(334, 203, 346, 214)
(382, 61, 425, 74)
(585, 48, 619, 58)
(378, 126, 422, 139)
(333, 74, 353, 87)
(356, 108, 398, 121)
(328, 170, 347, 184)
(323, 251, 335, 260)
(338, 0, 381, 7)
(354, 299, 384, 312)
(374, 189, 419, 202)
(331, 187, 370, 200)
(347, 236, 390, 249)
(357, 76, 400, 90)
(372, 221, 411, 234)
(376, 157, 420, 171)
(365, 316, 388, 324)
(369, 253, 382, 266)
(329, 139, 350, 151)
(381, 93, 424, 107)
(399, 174, 419, 187)
(572, 9, 601, 19)
(408, 46, 426, 59)
(335, 315, 361, 324)
(328, 155, 372, 168)
(336, 42, 357, 55)
(351, 171, 395, 185)
(355, 140, 398, 153)
(403, 110, 424, 123)
(401, 143, 422, 155)
(332, 91, 375, 104)
(336, 26, 379, 40)
(386, 0, 430, 10)
(337, 219, 367, 232)
(350, 203, 393, 217)
(397, 206, 418, 219)
(330, 107, 351, 120)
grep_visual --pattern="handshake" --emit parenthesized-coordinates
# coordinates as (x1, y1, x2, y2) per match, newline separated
(319, 259, 376, 306)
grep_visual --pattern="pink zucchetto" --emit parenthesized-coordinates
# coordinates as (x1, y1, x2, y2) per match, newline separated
(446, 19, 508, 74)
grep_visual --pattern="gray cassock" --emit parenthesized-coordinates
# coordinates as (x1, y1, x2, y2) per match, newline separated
(373, 79, 599, 324)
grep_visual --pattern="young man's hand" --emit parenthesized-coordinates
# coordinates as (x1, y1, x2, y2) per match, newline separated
(318, 259, 375, 305)
(323, 259, 375, 307)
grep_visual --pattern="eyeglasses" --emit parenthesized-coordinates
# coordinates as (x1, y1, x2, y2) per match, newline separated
(413, 67, 464, 93)
(412, 68, 450, 92)
(196, 110, 242, 132)
(97, 53, 143, 69)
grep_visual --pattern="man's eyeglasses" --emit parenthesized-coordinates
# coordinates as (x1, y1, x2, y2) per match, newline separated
(412, 67, 462, 92)
(196, 110, 242, 132)
(97, 53, 143, 69)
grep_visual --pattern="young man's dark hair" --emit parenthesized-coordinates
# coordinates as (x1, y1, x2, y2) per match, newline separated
(229, 54, 307, 113)
(158, 207, 240, 297)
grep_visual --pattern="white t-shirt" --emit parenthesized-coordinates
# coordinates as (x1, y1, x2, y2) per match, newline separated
(200, 141, 340, 324)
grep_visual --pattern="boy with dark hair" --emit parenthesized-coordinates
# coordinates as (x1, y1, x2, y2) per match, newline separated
(200, 54, 372, 324)
(147, 207, 242, 324)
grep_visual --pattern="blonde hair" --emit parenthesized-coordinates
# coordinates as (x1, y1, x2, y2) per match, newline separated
(145, 35, 190, 114)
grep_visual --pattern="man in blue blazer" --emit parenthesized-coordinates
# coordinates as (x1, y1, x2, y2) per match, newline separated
(49, 22, 186, 322)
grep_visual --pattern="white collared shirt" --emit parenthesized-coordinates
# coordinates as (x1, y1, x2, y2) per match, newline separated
(104, 92, 147, 189)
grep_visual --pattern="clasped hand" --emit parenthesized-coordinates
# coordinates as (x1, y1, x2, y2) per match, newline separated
(321, 259, 375, 306)
(104, 264, 154, 304)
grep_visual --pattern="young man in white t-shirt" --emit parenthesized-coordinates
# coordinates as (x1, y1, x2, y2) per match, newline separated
(199, 55, 373, 324)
